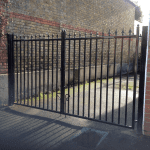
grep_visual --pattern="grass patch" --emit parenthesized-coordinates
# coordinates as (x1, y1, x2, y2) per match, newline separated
(16, 80, 98, 102)
(15, 78, 139, 102)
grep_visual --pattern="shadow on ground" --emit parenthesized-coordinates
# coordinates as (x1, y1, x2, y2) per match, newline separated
(0, 95, 150, 150)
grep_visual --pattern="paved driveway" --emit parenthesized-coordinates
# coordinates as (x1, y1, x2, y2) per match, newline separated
(1, 74, 149, 150)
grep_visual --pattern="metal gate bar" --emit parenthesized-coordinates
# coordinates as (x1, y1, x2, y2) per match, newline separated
(132, 25, 139, 128)
(118, 30, 124, 124)
(100, 31, 104, 120)
(78, 32, 81, 116)
(83, 33, 86, 117)
(68, 33, 71, 114)
(94, 32, 98, 119)
(125, 29, 131, 126)
(106, 30, 110, 121)
(112, 30, 117, 123)
(88, 33, 92, 118)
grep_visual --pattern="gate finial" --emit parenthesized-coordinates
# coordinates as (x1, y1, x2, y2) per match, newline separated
(122, 29, 124, 35)
(129, 29, 132, 35)
(108, 29, 110, 36)
(96, 32, 98, 37)
(115, 29, 117, 36)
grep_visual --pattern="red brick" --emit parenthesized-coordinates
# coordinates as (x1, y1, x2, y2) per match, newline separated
(144, 122, 150, 127)
(145, 114, 150, 118)
(147, 64, 150, 68)
(145, 108, 150, 113)
(146, 90, 150, 96)
(147, 77, 150, 82)
(144, 126, 150, 131)
(147, 60, 150, 64)
(146, 86, 150, 91)
(147, 67, 150, 72)
(146, 84, 150, 88)
(145, 117, 150, 122)
(145, 100, 150, 104)
(145, 94, 150, 99)
(145, 105, 150, 109)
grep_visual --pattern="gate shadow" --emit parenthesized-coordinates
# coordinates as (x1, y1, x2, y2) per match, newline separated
(0, 96, 140, 150)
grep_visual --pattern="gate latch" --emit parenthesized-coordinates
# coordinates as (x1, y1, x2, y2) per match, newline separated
(57, 93, 70, 101)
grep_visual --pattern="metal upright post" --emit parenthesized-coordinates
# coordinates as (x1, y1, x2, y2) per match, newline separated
(61, 30, 66, 114)
(7, 34, 15, 106)
(137, 26, 148, 134)
(132, 25, 139, 129)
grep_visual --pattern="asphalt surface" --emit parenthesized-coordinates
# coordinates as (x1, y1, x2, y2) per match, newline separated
(1, 75, 150, 150)
(0, 105, 150, 150)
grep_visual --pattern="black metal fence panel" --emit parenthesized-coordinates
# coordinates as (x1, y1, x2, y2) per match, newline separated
(7, 25, 147, 131)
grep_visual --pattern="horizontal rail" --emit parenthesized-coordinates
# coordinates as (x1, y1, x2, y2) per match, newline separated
(63, 112, 134, 129)
(65, 35, 137, 40)
(12, 35, 139, 42)
(13, 38, 62, 42)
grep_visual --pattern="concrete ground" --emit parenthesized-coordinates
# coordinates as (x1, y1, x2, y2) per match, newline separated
(1, 74, 150, 150)
(0, 105, 150, 150)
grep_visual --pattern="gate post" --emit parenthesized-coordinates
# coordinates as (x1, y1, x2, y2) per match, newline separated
(138, 26, 148, 134)
(61, 30, 66, 114)
(7, 34, 15, 106)
(132, 25, 139, 129)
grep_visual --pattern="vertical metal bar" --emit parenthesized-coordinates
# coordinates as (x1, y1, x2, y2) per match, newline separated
(94, 32, 98, 119)
(88, 33, 92, 118)
(132, 25, 139, 129)
(7, 34, 15, 106)
(68, 33, 71, 113)
(12, 34, 15, 105)
(78, 33, 81, 115)
(39, 35, 41, 108)
(106, 30, 110, 121)
(125, 29, 131, 125)
(47, 34, 50, 110)
(20, 35, 22, 104)
(24, 35, 25, 105)
(61, 30, 66, 114)
(43, 35, 45, 109)
(118, 29, 124, 124)
(78, 32, 81, 115)
(31, 35, 33, 106)
(73, 33, 76, 114)
(52, 34, 54, 110)
(27, 35, 29, 106)
(35, 35, 37, 107)
(99, 31, 104, 120)
(56, 34, 58, 111)
(138, 26, 148, 133)
(112, 30, 117, 123)
(16, 35, 19, 104)
(83, 33, 86, 117)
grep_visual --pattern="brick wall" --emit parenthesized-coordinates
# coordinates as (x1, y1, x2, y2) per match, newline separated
(144, 12, 150, 136)
(0, 0, 9, 74)
(0, 0, 136, 74)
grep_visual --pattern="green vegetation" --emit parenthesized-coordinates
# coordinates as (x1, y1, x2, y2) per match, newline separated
(128, 82, 133, 90)
(15, 78, 139, 102)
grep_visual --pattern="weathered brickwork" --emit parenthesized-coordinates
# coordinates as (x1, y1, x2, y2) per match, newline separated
(0, 0, 136, 74)
(0, 0, 9, 74)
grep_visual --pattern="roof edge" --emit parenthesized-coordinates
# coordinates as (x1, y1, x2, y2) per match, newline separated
(123, 0, 137, 8)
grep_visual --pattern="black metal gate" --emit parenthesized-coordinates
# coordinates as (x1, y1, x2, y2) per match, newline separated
(7, 25, 148, 132)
